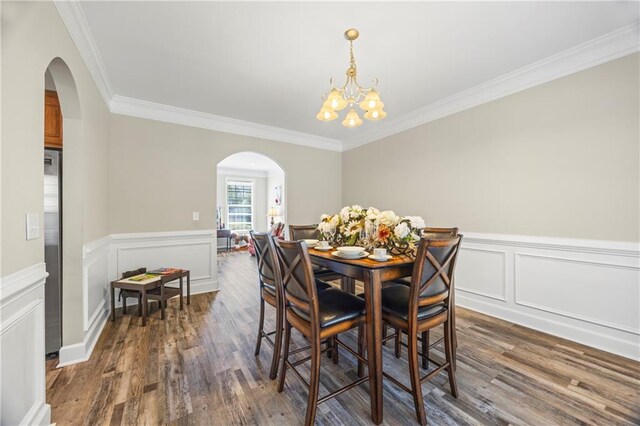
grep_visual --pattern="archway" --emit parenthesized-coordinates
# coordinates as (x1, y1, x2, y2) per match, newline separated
(216, 152, 286, 249)
(43, 58, 84, 363)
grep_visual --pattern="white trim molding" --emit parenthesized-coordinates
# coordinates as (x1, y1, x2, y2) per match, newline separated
(60, 230, 219, 367)
(110, 95, 343, 151)
(342, 22, 640, 151)
(53, 0, 113, 105)
(457, 232, 640, 360)
(53, 3, 640, 153)
(0, 263, 51, 425)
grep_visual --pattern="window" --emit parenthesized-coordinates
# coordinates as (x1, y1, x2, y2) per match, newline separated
(226, 180, 253, 232)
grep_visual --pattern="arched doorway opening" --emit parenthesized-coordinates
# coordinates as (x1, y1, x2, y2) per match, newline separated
(216, 152, 286, 250)
(43, 58, 83, 363)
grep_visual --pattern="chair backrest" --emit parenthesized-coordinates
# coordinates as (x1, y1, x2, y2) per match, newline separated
(422, 227, 459, 240)
(122, 267, 146, 279)
(250, 231, 276, 286)
(409, 234, 463, 316)
(269, 237, 319, 325)
(289, 224, 320, 241)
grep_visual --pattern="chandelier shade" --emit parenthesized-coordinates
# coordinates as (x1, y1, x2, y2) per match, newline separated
(317, 28, 387, 127)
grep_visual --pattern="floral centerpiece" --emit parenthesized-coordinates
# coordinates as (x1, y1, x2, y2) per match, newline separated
(318, 205, 426, 255)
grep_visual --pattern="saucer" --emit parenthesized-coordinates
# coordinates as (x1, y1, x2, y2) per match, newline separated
(368, 254, 392, 262)
(331, 250, 369, 260)
(314, 246, 333, 251)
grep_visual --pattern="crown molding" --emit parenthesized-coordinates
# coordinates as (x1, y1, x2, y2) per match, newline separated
(53, 0, 113, 106)
(110, 95, 343, 152)
(342, 22, 640, 151)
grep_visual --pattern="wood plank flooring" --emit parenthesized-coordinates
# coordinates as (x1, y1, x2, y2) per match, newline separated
(46, 251, 640, 425)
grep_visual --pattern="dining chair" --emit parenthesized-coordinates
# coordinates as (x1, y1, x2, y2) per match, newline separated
(289, 223, 344, 283)
(380, 234, 462, 426)
(251, 231, 332, 380)
(119, 267, 149, 317)
(270, 237, 369, 426)
(387, 226, 460, 364)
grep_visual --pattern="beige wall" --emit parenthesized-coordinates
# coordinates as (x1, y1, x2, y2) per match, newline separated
(1, 1, 110, 275)
(1, 1, 110, 346)
(109, 114, 342, 234)
(343, 53, 640, 242)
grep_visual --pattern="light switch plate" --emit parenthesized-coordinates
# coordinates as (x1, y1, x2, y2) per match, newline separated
(26, 213, 40, 240)
(192, 212, 200, 221)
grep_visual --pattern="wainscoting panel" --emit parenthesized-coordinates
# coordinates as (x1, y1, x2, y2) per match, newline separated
(456, 247, 507, 301)
(0, 263, 51, 425)
(456, 233, 640, 360)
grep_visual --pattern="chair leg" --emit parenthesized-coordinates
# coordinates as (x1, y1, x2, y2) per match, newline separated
(277, 322, 292, 393)
(357, 324, 365, 378)
(421, 330, 429, 370)
(395, 328, 402, 358)
(382, 323, 388, 346)
(122, 297, 127, 315)
(451, 307, 458, 371)
(138, 295, 142, 317)
(304, 333, 322, 426)
(327, 337, 333, 359)
(445, 320, 459, 398)
(332, 336, 339, 365)
(160, 297, 166, 320)
(254, 296, 265, 356)
(269, 301, 284, 380)
(408, 329, 427, 426)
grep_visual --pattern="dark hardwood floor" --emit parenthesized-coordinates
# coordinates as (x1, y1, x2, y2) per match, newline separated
(46, 251, 640, 425)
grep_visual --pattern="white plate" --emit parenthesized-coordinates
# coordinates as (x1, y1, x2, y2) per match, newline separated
(331, 250, 369, 260)
(336, 246, 365, 254)
(368, 254, 393, 262)
(314, 246, 333, 251)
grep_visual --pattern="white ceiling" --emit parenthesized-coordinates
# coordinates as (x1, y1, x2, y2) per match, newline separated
(217, 152, 283, 175)
(77, 2, 639, 144)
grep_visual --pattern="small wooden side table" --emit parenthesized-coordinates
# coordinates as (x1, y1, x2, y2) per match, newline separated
(110, 269, 191, 326)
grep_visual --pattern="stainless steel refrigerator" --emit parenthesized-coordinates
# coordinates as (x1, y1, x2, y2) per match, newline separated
(44, 149, 62, 354)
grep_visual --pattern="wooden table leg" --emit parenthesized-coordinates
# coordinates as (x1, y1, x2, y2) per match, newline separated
(364, 269, 383, 424)
(110, 283, 116, 321)
(179, 275, 184, 310)
(141, 289, 148, 326)
(186, 271, 191, 305)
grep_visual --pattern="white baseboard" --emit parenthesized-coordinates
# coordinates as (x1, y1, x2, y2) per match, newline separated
(58, 305, 109, 367)
(456, 232, 640, 360)
(23, 398, 52, 426)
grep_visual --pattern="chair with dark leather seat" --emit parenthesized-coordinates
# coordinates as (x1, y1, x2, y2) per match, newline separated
(251, 231, 332, 380)
(270, 237, 368, 426)
(381, 234, 462, 426)
(387, 226, 459, 363)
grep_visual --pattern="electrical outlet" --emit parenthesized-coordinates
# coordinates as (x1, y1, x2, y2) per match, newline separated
(26, 213, 40, 240)
(192, 212, 200, 221)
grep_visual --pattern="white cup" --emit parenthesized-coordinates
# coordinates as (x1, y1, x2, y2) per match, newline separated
(373, 248, 387, 259)
(317, 240, 330, 249)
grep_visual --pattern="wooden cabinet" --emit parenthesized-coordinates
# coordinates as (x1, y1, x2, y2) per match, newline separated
(44, 90, 63, 149)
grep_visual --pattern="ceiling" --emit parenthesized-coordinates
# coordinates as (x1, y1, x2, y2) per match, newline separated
(77, 2, 639, 145)
(217, 152, 283, 175)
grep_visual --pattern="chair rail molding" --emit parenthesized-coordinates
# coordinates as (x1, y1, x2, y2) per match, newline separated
(0, 263, 51, 425)
(456, 232, 640, 360)
(59, 230, 220, 367)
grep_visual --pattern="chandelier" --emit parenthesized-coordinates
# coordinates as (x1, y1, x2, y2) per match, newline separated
(316, 28, 386, 128)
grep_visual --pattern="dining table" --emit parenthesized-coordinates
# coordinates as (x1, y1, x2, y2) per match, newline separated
(308, 247, 416, 425)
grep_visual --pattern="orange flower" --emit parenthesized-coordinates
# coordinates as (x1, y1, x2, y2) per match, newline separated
(377, 225, 391, 243)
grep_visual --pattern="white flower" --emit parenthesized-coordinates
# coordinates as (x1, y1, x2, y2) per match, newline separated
(366, 207, 380, 221)
(394, 222, 410, 239)
(340, 207, 350, 222)
(405, 216, 426, 229)
(376, 210, 399, 227)
(318, 222, 334, 235)
(330, 215, 340, 226)
(320, 214, 330, 221)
